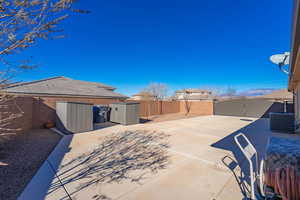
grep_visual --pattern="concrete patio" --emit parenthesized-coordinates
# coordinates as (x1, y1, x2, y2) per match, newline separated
(18, 115, 300, 200)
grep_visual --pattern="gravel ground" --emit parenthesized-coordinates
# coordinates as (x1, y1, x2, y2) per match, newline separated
(0, 129, 61, 200)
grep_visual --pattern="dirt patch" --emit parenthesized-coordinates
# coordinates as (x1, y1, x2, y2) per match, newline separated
(0, 129, 61, 200)
(141, 113, 204, 123)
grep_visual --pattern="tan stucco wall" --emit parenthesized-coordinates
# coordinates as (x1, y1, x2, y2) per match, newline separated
(127, 100, 180, 117)
(127, 100, 214, 117)
(295, 85, 300, 126)
(179, 100, 214, 115)
(0, 96, 34, 134)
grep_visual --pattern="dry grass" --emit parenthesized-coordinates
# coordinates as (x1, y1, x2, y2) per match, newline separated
(0, 129, 61, 200)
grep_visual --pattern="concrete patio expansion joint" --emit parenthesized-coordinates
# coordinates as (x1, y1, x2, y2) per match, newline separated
(166, 148, 230, 172)
(150, 141, 230, 172)
(212, 172, 240, 200)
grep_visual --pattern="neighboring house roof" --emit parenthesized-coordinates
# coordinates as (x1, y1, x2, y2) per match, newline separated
(2, 76, 128, 99)
(215, 90, 293, 101)
(214, 96, 242, 101)
(175, 89, 212, 94)
(132, 91, 155, 97)
(175, 89, 213, 100)
(181, 95, 214, 100)
(255, 89, 293, 100)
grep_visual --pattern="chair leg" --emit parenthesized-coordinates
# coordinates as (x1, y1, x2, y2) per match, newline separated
(250, 164, 256, 200)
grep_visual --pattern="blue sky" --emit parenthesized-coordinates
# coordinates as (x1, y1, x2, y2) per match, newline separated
(16, 0, 293, 96)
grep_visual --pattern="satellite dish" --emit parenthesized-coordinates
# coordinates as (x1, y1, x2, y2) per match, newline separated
(270, 52, 290, 75)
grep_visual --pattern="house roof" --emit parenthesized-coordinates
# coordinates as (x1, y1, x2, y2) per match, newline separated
(215, 90, 293, 101)
(132, 91, 155, 97)
(181, 95, 214, 100)
(2, 76, 128, 99)
(175, 89, 212, 93)
(255, 89, 293, 100)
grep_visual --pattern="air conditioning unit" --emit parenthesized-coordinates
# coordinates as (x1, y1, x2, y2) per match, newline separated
(269, 112, 295, 133)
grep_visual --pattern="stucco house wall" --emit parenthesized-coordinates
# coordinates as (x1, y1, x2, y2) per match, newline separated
(289, 0, 300, 128)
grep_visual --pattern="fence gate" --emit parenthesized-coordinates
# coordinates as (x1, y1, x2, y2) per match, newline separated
(213, 98, 294, 118)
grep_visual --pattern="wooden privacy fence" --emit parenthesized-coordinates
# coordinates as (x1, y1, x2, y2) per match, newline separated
(179, 100, 214, 115)
(213, 98, 294, 118)
(127, 100, 214, 117)
(128, 100, 181, 117)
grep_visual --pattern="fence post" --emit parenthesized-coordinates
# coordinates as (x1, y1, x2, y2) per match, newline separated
(159, 101, 162, 115)
(147, 101, 150, 119)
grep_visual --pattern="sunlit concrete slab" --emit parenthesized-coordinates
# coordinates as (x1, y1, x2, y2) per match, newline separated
(20, 115, 292, 200)
(46, 152, 189, 200)
(213, 174, 247, 200)
(117, 159, 232, 200)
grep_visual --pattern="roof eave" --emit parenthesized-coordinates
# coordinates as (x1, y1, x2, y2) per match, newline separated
(4, 92, 128, 99)
(289, 0, 300, 91)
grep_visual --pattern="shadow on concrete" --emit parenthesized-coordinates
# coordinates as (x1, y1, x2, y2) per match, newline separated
(211, 118, 272, 199)
(239, 119, 254, 122)
(46, 130, 170, 200)
(139, 118, 152, 123)
(222, 156, 250, 200)
(93, 122, 119, 131)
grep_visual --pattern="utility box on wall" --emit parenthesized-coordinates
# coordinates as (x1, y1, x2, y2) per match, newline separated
(56, 102, 93, 134)
(110, 102, 140, 125)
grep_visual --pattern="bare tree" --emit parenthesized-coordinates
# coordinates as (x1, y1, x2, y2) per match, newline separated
(198, 85, 222, 98)
(223, 87, 237, 97)
(0, 0, 86, 64)
(182, 89, 192, 115)
(0, 0, 84, 139)
(144, 82, 168, 100)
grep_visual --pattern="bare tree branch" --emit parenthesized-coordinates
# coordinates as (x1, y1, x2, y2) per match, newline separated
(143, 82, 168, 101)
(182, 89, 192, 115)
(0, 0, 85, 139)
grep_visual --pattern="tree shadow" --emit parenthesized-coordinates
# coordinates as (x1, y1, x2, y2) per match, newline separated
(47, 130, 170, 200)
(93, 122, 119, 131)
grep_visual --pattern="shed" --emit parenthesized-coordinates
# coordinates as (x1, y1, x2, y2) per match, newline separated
(56, 102, 93, 134)
(110, 102, 140, 125)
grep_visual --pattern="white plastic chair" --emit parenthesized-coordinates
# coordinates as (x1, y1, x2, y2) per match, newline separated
(234, 133, 260, 200)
